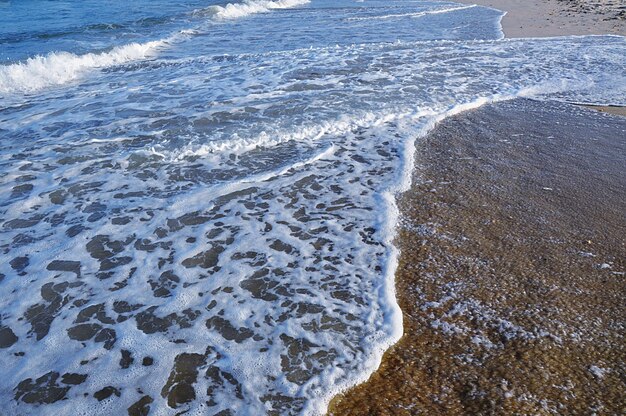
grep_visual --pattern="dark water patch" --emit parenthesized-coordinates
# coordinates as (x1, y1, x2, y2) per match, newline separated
(135, 307, 174, 335)
(280, 334, 338, 385)
(128, 395, 154, 416)
(149, 270, 180, 298)
(86, 234, 135, 271)
(182, 245, 224, 269)
(10, 183, 33, 199)
(135, 306, 200, 335)
(113, 301, 144, 314)
(206, 316, 254, 343)
(14, 372, 87, 404)
(112, 216, 132, 225)
(67, 323, 102, 341)
(9, 255, 29, 273)
(83, 202, 106, 213)
(4, 214, 45, 230)
(134, 238, 171, 253)
(10, 233, 36, 248)
(120, 349, 134, 369)
(15, 174, 37, 183)
(110, 267, 138, 292)
(205, 365, 244, 404)
(66, 224, 88, 237)
(261, 393, 306, 416)
(62, 373, 88, 385)
(48, 212, 67, 227)
(94, 386, 121, 401)
(0, 326, 18, 348)
(240, 268, 279, 302)
(231, 251, 267, 267)
(67, 323, 116, 349)
(75, 303, 115, 324)
(86, 234, 133, 260)
(114, 191, 146, 199)
(269, 239, 294, 254)
(47, 260, 81, 277)
(161, 352, 206, 408)
(94, 328, 117, 349)
(24, 281, 80, 340)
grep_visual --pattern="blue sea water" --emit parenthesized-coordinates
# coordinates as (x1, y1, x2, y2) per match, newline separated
(0, 1, 624, 415)
(0, 0, 216, 61)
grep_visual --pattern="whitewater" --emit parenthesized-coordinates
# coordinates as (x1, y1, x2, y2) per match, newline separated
(0, 0, 624, 415)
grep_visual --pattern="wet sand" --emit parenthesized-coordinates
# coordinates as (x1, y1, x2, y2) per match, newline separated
(329, 2, 626, 414)
(455, 0, 625, 37)
(584, 104, 626, 117)
(329, 99, 626, 414)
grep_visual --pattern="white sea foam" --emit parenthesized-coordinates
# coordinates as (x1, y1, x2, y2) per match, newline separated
(158, 110, 407, 161)
(346, 4, 476, 21)
(1, 1, 625, 415)
(0, 0, 310, 96)
(203, 0, 310, 20)
(0, 39, 169, 94)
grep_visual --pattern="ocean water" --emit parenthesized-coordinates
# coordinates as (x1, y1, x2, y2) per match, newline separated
(0, 0, 624, 415)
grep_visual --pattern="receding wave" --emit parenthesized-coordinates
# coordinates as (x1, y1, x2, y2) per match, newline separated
(346, 5, 476, 21)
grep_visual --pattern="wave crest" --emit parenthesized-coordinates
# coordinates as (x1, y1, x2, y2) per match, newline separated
(0, 39, 168, 95)
(0, 0, 310, 96)
(196, 0, 310, 20)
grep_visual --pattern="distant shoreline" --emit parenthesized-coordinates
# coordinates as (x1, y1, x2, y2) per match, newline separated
(455, 0, 625, 38)
(455, 0, 626, 116)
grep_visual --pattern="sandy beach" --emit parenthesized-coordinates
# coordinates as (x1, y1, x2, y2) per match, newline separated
(1, 1, 624, 414)
(457, 0, 625, 37)
(458, 0, 626, 117)
(330, 2, 625, 415)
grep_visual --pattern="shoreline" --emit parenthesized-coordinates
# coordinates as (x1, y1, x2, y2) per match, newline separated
(455, 0, 625, 38)
(330, 98, 626, 415)
(329, 2, 625, 412)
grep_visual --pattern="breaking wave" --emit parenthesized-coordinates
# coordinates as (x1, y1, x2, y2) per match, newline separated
(0, 39, 169, 94)
(196, 0, 310, 19)
(0, 0, 310, 95)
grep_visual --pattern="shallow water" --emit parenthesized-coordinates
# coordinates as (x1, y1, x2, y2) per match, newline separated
(0, 1, 625, 415)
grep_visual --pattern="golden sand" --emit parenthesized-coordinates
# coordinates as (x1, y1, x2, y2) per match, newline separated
(329, 100, 626, 415)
